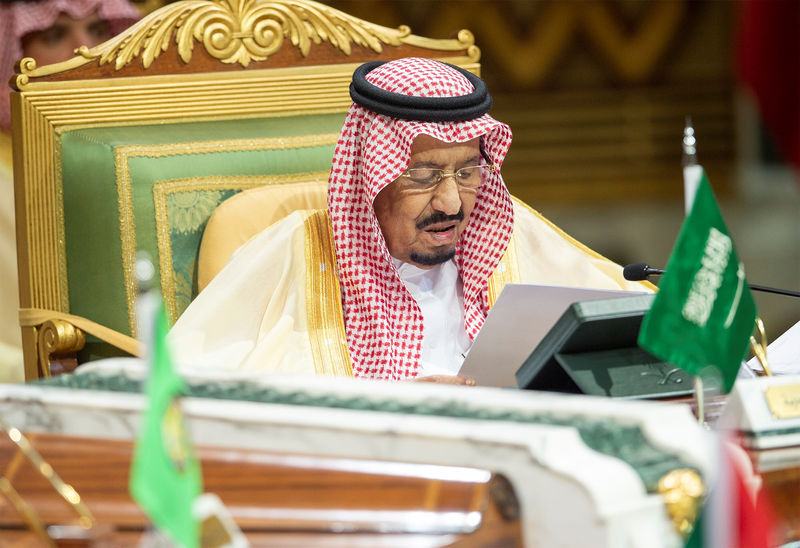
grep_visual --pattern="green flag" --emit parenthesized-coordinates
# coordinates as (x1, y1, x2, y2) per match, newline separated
(130, 300, 202, 547)
(638, 169, 756, 393)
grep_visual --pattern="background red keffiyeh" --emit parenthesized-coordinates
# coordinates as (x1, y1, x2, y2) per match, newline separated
(328, 57, 514, 380)
(0, 0, 141, 132)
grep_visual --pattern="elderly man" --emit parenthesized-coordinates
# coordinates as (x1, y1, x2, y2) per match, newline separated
(170, 57, 647, 382)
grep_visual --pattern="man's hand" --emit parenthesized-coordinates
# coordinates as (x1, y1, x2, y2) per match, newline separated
(409, 375, 476, 386)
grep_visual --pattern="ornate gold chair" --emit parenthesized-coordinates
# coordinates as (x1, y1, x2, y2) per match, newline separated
(10, 0, 484, 380)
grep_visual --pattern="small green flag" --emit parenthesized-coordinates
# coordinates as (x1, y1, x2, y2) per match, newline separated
(130, 300, 202, 547)
(638, 169, 756, 393)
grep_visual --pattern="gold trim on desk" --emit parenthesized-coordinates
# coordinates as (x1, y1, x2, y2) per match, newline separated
(764, 383, 800, 420)
(657, 468, 704, 539)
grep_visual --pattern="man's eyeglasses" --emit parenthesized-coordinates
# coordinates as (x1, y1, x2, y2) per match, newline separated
(400, 163, 497, 191)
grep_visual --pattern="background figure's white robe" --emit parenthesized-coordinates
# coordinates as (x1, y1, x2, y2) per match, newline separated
(0, 132, 23, 383)
(170, 201, 650, 375)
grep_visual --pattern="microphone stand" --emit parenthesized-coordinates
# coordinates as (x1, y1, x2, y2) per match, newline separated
(631, 267, 800, 299)
(747, 284, 800, 298)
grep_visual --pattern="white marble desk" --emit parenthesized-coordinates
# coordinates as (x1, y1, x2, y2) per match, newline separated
(0, 360, 716, 547)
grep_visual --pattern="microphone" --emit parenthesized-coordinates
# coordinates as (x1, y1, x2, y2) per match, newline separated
(623, 263, 800, 298)
(622, 263, 664, 281)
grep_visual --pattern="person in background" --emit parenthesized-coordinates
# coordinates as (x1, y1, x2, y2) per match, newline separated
(0, 0, 140, 383)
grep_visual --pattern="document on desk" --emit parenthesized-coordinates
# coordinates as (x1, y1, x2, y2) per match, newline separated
(459, 283, 648, 388)
(746, 319, 800, 375)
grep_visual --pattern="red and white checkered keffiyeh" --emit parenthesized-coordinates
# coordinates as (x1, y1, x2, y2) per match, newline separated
(328, 57, 513, 380)
(0, 0, 141, 131)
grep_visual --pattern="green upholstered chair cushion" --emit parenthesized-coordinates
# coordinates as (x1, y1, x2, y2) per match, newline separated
(59, 113, 344, 360)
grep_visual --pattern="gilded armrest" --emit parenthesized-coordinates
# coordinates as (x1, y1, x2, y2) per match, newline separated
(19, 309, 141, 380)
(37, 319, 85, 377)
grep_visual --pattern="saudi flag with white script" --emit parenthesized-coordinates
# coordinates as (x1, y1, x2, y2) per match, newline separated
(638, 168, 756, 393)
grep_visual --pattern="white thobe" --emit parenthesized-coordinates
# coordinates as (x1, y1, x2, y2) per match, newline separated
(393, 258, 472, 377)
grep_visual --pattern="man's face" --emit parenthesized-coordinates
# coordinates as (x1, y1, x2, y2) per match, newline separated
(22, 11, 111, 66)
(373, 135, 481, 269)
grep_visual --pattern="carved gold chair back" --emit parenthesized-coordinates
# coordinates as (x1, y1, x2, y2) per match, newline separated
(10, 0, 483, 380)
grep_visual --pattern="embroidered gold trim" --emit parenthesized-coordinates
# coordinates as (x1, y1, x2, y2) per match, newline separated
(116, 133, 340, 334)
(53, 133, 69, 311)
(115, 147, 138, 334)
(512, 196, 658, 292)
(488, 233, 520, 308)
(303, 210, 353, 377)
(153, 172, 330, 324)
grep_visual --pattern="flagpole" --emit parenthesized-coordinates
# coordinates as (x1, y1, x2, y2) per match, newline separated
(682, 118, 706, 425)
(683, 117, 701, 213)
(130, 252, 202, 548)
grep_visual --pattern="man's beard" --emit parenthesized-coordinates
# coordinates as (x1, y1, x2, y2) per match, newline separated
(410, 210, 464, 266)
(410, 248, 456, 267)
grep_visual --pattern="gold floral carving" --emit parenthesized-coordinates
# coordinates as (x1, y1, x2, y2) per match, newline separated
(93, 0, 410, 69)
(657, 468, 705, 539)
(16, 0, 475, 81)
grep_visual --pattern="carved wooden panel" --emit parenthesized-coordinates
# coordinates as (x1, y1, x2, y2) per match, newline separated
(0, 432, 523, 547)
